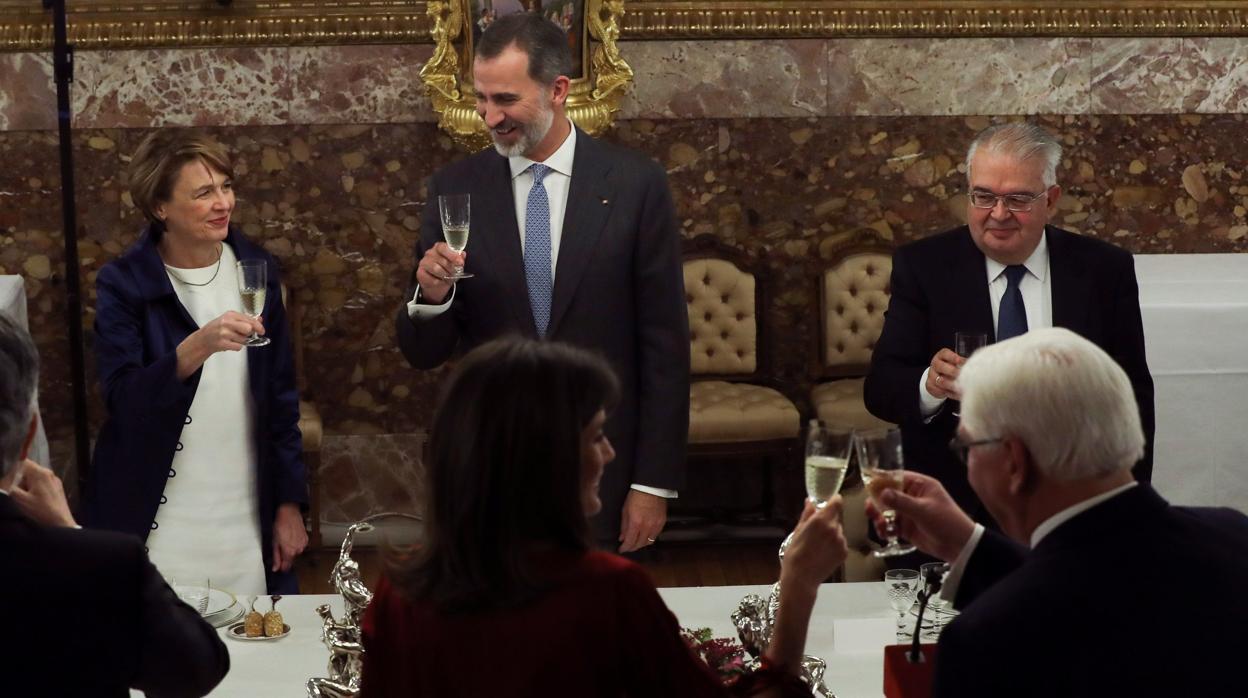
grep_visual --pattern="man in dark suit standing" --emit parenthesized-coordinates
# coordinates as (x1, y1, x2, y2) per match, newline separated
(868, 328, 1248, 697)
(865, 122, 1154, 518)
(396, 12, 689, 552)
(0, 315, 228, 697)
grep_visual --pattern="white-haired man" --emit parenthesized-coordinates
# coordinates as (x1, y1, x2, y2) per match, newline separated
(0, 315, 228, 697)
(871, 328, 1248, 697)
(865, 122, 1155, 524)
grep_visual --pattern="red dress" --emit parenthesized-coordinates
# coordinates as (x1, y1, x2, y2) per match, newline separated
(360, 550, 807, 697)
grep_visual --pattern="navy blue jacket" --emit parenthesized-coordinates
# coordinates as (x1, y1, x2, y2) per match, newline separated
(86, 224, 307, 593)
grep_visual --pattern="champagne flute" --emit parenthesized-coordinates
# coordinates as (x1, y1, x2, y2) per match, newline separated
(885, 568, 920, 639)
(804, 420, 854, 508)
(856, 427, 916, 557)
(952, 331, 987, 417)
(439, 193, 473, 280)
(236, 259, 270, 347)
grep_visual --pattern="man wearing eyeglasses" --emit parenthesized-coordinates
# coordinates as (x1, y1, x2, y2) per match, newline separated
(864, 121, 1154, 522)
(867, 328, 1247, 698)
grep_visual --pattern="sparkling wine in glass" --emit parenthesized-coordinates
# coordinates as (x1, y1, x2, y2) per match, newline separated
(885, 568, 920, 639)
(804, 420, 854, 508)
(236, 259, 270, 347)
(439, 193, 473, 280)
(952, 331, 987, 416)
(856, 427, 916, 557)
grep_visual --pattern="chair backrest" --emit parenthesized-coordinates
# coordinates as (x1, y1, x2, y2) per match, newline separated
(683, 234, 764, 379)
(817, 231, 893, 378)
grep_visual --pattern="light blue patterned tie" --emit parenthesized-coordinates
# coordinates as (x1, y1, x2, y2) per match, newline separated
(524, 163, 553, 337)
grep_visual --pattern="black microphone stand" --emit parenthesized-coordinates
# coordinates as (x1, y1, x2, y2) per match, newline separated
(43, 0, 93, 500)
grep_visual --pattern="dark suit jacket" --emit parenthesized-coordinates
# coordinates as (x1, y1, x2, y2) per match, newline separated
(0, 494, 228, 697)
(864, 226, 1155, 513)
(395, 130, 690, 540)
(86, 225, 307, 593)
(935, 485, 1248, 697)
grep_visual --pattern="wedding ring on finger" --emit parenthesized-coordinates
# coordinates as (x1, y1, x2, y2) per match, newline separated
(935, 373, 943, 386)
(646, 537, 656, 543)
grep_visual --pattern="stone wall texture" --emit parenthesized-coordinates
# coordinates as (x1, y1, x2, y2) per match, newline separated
(2, 37, 1247, 522)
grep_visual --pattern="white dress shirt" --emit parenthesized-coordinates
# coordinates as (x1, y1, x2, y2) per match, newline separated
(919, 230, 1053, 416)
(405, 123, 675, 500)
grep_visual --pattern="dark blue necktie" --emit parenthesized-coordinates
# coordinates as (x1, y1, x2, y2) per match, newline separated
(997, 264, 1029, 341)
(524, 164, 553, 338)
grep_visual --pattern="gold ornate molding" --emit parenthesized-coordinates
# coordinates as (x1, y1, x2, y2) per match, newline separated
(3, 1, 1247, 51)
(421, 0, 633, 151)
(621, 1, 1248, 38)
(0, 0, 429, 51)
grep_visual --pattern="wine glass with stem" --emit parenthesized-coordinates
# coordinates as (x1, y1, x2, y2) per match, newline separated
(855, 427, 916, 557)
(438, 193, 473, 280)
(885, 568, 920, 640)
(235, 259, 270, 347)
(804, 420, 854, 508)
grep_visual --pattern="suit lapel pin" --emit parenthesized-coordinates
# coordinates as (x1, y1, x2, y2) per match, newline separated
(600, 197, 609, 205)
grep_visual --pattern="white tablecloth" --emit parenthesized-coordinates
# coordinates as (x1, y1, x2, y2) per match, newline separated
(0, 276, 50, 469)
(1134, 254, 1248, 513)
(140, 584, 894, 697)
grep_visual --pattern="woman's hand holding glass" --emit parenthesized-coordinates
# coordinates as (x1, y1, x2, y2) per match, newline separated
(174, 311, 264, 381)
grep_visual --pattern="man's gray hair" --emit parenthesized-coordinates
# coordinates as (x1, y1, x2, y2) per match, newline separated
(959, 327, 1144, 481)
(0, 314, 39, 475)
(965, 122, 1063, 188)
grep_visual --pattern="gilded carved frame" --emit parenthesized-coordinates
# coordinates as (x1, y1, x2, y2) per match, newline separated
(420, 0, 633, 151)
(3, 1, 1248, 51)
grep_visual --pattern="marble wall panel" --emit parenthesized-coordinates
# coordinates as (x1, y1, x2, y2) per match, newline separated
(0, 53, 55, 131)
(620, 40, 827, 119)
(289, 45, 437, 125)
(319, 433, 426, 523)
(827, 38, 1092, 116)
(74, 48, 292, 128)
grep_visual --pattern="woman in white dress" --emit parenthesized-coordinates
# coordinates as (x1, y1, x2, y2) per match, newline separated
(86, 131, 308, 595)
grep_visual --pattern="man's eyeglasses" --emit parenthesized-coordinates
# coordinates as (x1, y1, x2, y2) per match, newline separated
(948, 436, 1004, 464)
(968, 190, 1048, 213)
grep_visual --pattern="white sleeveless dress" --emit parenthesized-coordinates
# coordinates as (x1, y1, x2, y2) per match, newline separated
(145, 243, 267, 595)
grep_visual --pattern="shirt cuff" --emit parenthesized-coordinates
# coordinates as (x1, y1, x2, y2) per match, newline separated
(406, 284, 455, 320)
(940, 523, 984, 604)
(630, 483, 678, 499)
(918, 367, 946, 421)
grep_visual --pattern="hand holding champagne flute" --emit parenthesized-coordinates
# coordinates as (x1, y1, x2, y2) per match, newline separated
(856, 427, 916, 557)
(439, 193, 473, 280)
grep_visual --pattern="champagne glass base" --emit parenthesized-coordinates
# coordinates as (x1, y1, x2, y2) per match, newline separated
(872, 541, 917, 558)
(446, 271, 474, 280)
(244, 335, 271, 347)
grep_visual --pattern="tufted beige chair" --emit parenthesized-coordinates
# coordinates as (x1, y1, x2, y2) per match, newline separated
(281, 284, 324, 555)
(682, 234, 801, 528)
(812, 230, 896, 580)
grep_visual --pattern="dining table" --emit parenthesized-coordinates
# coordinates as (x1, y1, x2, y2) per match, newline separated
(136, 582, 900, 697)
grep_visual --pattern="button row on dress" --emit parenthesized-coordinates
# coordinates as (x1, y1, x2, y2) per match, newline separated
(174, 441, 184, 452)
(184, 415, 192, 425)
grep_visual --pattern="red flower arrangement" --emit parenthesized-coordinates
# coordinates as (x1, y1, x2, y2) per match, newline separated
(681, 627, 750, 683)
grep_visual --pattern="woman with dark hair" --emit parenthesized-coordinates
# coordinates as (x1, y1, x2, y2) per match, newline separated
(360, 338, 848, 696)
(86, 130, 307, 595)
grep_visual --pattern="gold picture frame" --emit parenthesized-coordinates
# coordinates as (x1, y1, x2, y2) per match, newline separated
(3, 1, 1246, 51)
(421, 0, 632, 151)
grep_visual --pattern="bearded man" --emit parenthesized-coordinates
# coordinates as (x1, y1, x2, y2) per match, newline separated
(396, 12, 689, 554)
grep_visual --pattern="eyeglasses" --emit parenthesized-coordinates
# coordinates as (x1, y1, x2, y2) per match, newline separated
(968, 190, 1049, 213)
(948, 436, 1004, 464)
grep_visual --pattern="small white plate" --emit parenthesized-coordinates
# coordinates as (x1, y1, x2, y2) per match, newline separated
(226, 622, 291, 641)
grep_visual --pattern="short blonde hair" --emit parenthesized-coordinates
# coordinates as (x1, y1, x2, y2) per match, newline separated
(959, 328, 1144, 481)
(127, 131, 235, 224)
